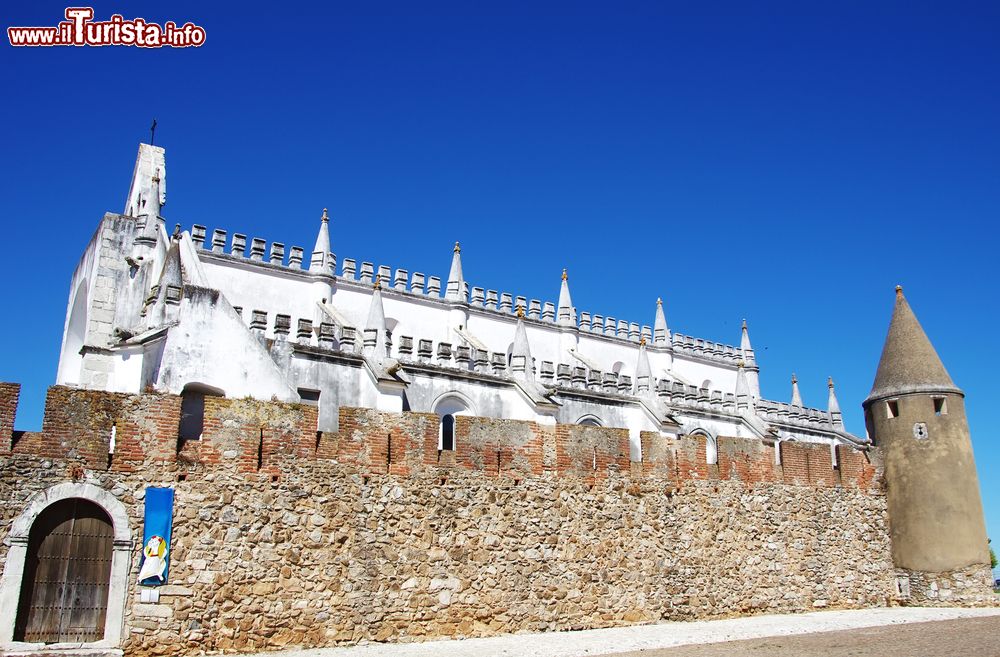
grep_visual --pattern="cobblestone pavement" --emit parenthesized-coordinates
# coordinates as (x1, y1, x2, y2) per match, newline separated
(228, 607, 1000, 657)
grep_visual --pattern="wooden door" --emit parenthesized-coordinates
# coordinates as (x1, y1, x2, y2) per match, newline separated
(14, 498, 114, 643)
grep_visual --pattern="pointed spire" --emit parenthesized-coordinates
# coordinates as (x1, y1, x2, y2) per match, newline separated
(557, 269, 575, 326)
(509, 305, 533, 379)
(634, 337, 652, 394)
(790, 373, 803, 407)
(740, 318, 756, 360)
(735, 360, 753, 411)
(310, 208, 333, 273)
(445, 241, 466, 301)
(653, 297, 670, 345)
(363, 276, 388, 360)
(827, 377, 843, 426)
(867, 286, 961, 403)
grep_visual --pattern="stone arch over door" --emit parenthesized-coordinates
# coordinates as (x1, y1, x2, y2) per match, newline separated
(0, 483, 132, 649)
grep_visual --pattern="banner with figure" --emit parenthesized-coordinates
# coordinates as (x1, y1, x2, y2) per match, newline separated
(137, 487, 174, 586)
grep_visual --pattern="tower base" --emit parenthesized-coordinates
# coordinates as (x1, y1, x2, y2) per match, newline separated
(894, 564, 996, 606)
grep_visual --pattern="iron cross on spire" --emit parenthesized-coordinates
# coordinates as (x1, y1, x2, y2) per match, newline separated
(150, 118, 157, 146)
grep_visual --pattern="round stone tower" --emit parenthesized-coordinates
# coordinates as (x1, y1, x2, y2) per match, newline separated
(864, 286, 990, 599)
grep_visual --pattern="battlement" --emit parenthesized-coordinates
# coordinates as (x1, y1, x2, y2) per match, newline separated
(208, 297, 841, 435)
(671, 332, 743, 363)
(187, 223, 744, 364)
(0, 383, 877, 490)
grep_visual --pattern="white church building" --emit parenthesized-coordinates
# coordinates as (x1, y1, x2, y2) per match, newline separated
(56, 143, 864, 459)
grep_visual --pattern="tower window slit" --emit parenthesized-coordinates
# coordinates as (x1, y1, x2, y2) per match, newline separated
(933, 397, 947, 416)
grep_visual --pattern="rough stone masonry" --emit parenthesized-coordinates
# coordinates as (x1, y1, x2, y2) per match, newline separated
(0, 383, 915, 657)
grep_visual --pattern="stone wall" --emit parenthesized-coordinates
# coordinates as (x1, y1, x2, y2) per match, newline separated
(0, 383, 914, 656)
(897, 564, 997, 606)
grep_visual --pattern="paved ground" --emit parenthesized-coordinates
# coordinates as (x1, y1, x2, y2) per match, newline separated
(608, 615, 1000, 657)
(230, 607, 1000, 657)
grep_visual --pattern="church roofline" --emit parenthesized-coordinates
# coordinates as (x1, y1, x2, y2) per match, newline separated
(192, 225, 748, 366)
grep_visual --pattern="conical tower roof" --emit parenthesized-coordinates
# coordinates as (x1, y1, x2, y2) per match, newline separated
(866, 286, 961, 403)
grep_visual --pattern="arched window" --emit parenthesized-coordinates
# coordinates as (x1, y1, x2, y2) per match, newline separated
(433, 393, 474, 452)
(440, 414, 455, 451)
(577, 415, 603, 427)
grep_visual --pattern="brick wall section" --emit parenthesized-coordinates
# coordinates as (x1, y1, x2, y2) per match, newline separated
(11, 386, 132, 467)
(717, 436, 779, 483)
(0, 382, 20, 452)
(780, 441, 839, 487)
(640, 430, 676, 479)
(837, 445, 879, 490)
(674, 434, 711, 481)
(555, 424, 630, 482)
(176, 396, 319, 478)
(641, 433, 881, 492)
(336, 406, 438, 476)
(7, 386, 879, 491)
(112, 393, 183, 472)
(454, 416, 546, 477)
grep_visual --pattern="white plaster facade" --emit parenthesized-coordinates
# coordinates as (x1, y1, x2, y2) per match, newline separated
(55, 143, 865, 459)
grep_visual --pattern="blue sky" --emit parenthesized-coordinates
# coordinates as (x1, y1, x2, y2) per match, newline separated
(2, 2, 998, 561)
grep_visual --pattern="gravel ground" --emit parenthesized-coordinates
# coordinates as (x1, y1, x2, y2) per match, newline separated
(228, 607, 1000, 657)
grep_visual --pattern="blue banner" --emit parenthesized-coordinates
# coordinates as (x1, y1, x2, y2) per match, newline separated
(137, 487, 174, 586)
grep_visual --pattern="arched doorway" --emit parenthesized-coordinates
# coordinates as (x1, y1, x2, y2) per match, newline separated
(14, 498, 114, 643)
(0, 483, 131, 648)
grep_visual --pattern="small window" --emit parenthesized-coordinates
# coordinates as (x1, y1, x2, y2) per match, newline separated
(440, 414, 455, 451)
(886, 400, 899, 419)
(179, 391, 205, 441)
(933, 397, 947, 416)
(298, 388, 321, 406)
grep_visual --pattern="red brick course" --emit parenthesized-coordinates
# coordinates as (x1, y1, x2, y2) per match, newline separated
(0, 383, 879, 490)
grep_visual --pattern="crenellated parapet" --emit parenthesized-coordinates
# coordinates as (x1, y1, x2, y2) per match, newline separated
(184, 222, 755, 368)
(0, 379, 901, 657)
(670, 332, 743, 363)
(213, 295, 850, 441)
(0, 383, 877, 491)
